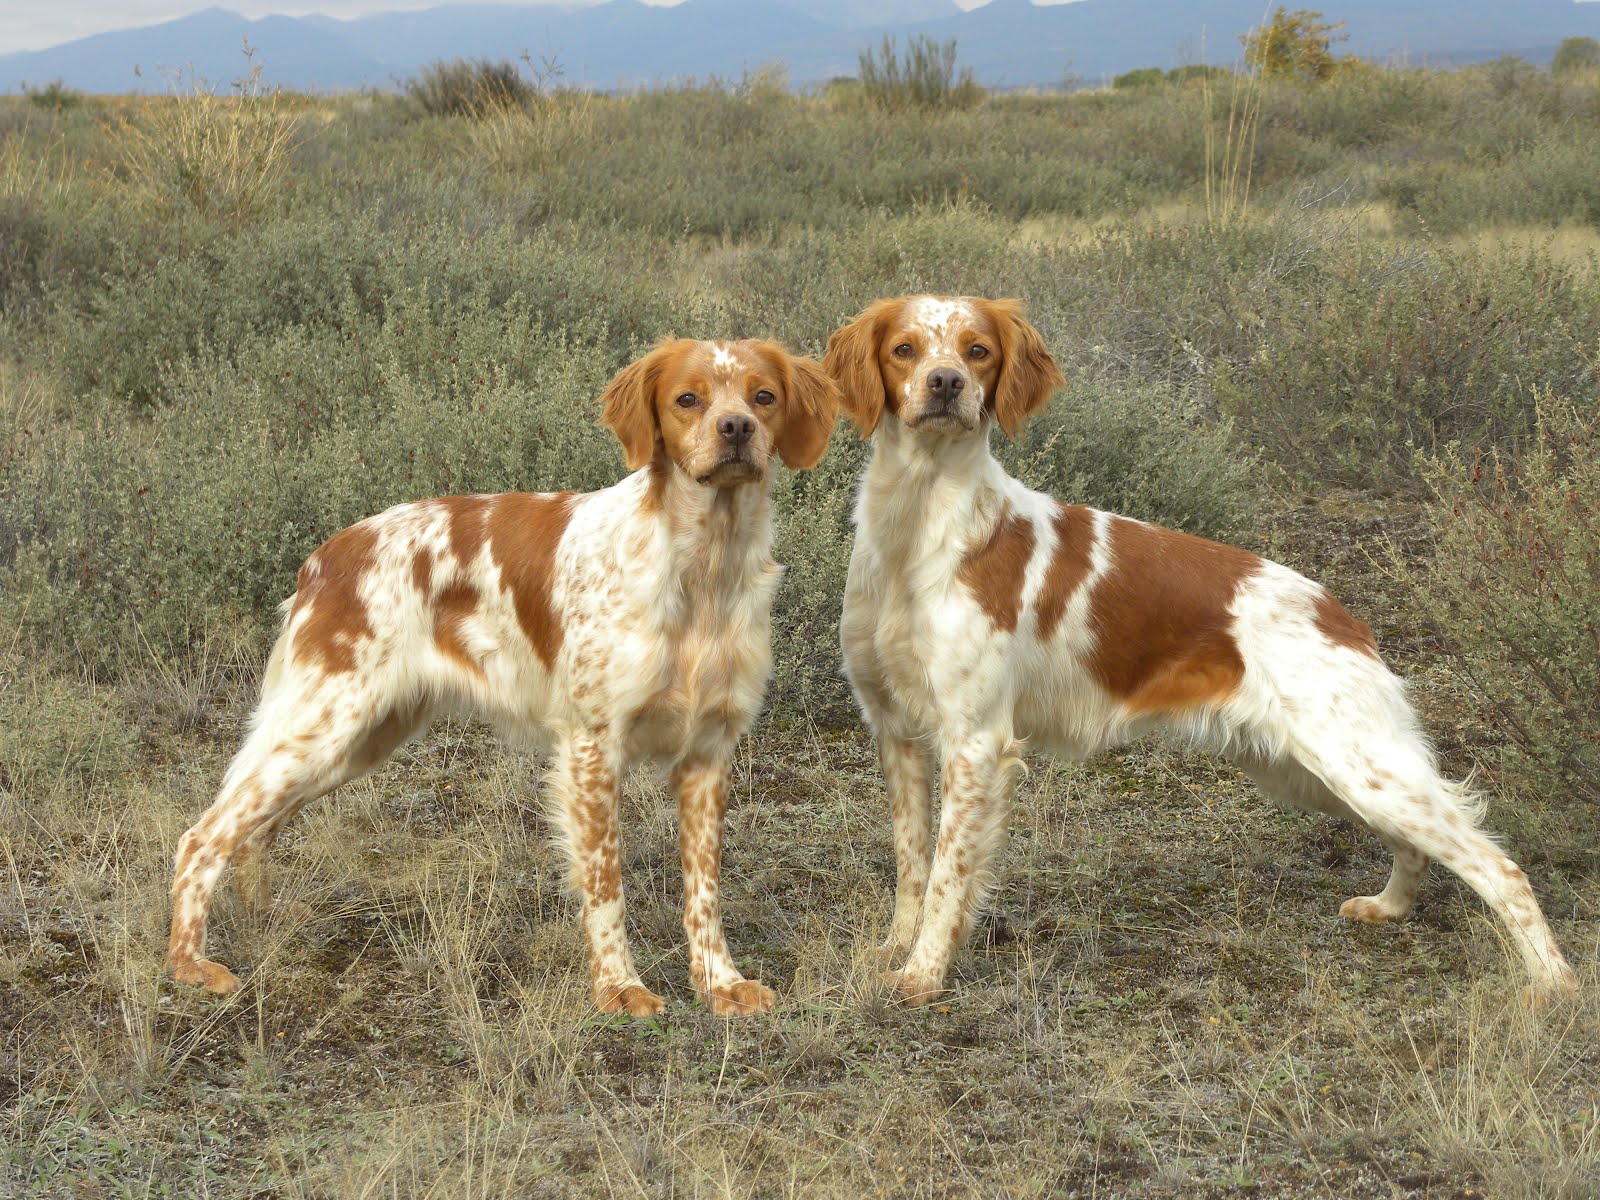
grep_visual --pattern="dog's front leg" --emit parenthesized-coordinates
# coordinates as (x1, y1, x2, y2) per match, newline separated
(674, 753, 777, 1016)
(886, 730, 1020, 1006)
(552, 731, 664, 1017)
(878, 735, 934, 961)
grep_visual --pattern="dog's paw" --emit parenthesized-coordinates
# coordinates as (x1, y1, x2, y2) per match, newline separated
(706, 979, 777, 1017)
(1522, 965, 1580, 1009)
(169, 957, 243, 994)
(596, 983, 666, 1018)
(881, 968, 943, 1007)
(1339, 895, 1405, 925)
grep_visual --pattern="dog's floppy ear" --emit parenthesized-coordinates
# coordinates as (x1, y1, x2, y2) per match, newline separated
(771, 349, 842, 470)
(983, 299, 1065, 438)
(598, 340, 684, 469)
(823, 299, 899, 437)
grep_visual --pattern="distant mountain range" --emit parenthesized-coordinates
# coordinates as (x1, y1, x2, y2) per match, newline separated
(4, 0, 1599, 95)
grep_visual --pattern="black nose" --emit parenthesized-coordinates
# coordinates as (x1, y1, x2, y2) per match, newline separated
(717, 413, 755, 446)
(927, 369, 966, 406)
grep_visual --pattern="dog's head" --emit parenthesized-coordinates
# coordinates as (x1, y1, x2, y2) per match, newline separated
(823, 296, 1064, 440)
(599, 339, 841, 486)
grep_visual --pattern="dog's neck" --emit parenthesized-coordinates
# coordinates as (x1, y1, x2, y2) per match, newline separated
(857, 416, 1010, 567)
(646, 459, 777, 606)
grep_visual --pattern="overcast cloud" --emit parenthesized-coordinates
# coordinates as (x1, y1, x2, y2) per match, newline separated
(4, 0, 997, 56)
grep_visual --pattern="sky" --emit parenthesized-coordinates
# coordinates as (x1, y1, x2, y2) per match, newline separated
(2, 0, 1017, 56)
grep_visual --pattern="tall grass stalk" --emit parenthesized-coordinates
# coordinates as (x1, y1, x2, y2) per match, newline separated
(1202, 58, 1262, 228)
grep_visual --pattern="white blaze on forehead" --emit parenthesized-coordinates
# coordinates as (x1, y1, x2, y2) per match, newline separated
(707, 341, 758, 393)
(905, 296, 979, 355)
(699, 341, 767, 407)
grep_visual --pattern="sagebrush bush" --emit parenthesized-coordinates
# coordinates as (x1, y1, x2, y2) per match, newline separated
(1398, 397, 1600, 825)
(49, 212, 687, 407)
(857, 35, 982, 113)
(405, 59, 533, 118)
(1, 300, 623, 678)
(22, 80, 82, 112)
(1002, 375, 1254, 538)
(1213, 241, 1600, 489)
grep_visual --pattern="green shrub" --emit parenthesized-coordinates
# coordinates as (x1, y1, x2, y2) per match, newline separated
(1213, 242, 1600, 489)
(405, 59, 533, 118)
(1550, 36, 1600, 78)
(49, 213, 686, 407)
(1113, 68, 1166, 90)
(857, 35, 983, 113)
(1397, 397, 1600, 829)
(1, 298, 623, 678)
(22, 80, 82, 112)
(1002, 375, 1255, 538)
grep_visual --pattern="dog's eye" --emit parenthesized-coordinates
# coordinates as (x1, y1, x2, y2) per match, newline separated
(675, 393, 699, 409)
(753, 389, 776, 407)
(893, 343, 914, 360)
(968, 344, 990, 360)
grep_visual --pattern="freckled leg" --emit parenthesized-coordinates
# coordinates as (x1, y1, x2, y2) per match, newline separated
(551, 733, 663, 1018)
(230, 703, 426, 914)
(1339, 836, 1428, 925)
(168, 703, 388, 994)
(887, 733, 1022, 1006)
(675, 754, 775, 1017)
(1300, 741, 1577, 1001)
(878, 736, 934, 961)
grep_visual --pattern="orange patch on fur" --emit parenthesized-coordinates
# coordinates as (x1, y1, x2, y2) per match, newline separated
(488, 493, 576, 670)
(410, 545, 435, 597)
(1089, 517, 1257, 715)
(290, 522, 379, 675)
(1314, 591, 1380, 659)
(433, 582, 483, 676)
(957, 507, 1036, 633)
(1035, 503, 1095, 641)
(440, 494, 492, 569)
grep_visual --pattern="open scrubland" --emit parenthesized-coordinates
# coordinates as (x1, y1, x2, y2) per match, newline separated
(2, 60, 1600, 1196)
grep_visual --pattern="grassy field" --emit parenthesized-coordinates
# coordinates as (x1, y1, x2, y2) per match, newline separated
(3, 60, 1599, 1197)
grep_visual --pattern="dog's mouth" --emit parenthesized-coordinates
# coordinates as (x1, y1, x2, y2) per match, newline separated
(905, 408, 977, 433)
(695, 455, 765, 487)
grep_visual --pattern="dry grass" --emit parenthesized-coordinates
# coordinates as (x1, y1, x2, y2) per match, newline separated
(3, 604, 1597, 1196)
(119, 59, 301, 221)
(1201, 58, 1262, 230)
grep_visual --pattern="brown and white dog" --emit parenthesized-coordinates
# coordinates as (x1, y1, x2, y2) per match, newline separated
(824, 295, 1577, 1006)
(167, 339, 840, 1016)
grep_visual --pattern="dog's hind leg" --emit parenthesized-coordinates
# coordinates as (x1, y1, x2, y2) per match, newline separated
(1287, 733, 1576, 1000)
(229, 702, 427, 913)
(1236, 750, 1429, 923)
(168, 688, 424, 994)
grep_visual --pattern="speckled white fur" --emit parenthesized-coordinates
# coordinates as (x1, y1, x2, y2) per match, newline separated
(166, 345, 804, 1017)
(836, 297, 1577, 1006)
